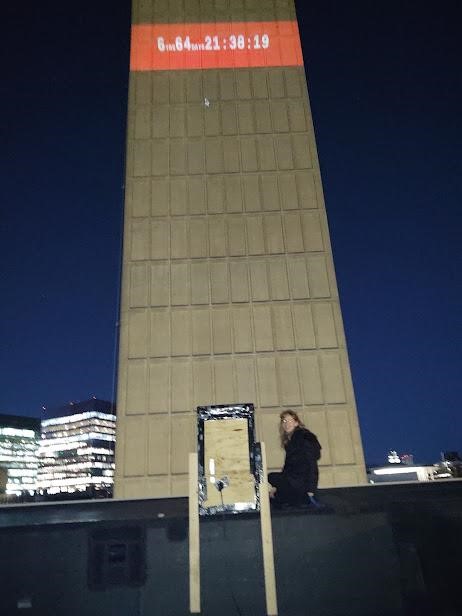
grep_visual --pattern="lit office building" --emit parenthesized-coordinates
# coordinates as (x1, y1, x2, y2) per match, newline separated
(0, 414, 41, 496)
(37, 399, 116, 497)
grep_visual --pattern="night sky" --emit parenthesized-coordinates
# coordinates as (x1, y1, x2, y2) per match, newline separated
(1, 1, 461, 465)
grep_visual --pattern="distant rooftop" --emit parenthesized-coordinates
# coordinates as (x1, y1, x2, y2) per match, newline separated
(0, 413, 41, 432)
(42, 398, 115, 420)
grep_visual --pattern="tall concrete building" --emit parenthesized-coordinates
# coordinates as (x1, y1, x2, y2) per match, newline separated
(115, 0, 366, 499)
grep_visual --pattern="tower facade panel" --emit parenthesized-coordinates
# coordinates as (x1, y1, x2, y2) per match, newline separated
(115, 0, 366, 498)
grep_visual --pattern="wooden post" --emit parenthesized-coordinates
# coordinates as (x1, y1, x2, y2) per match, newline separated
(259, 442, 278, 615)
(189, 452, 200, 614)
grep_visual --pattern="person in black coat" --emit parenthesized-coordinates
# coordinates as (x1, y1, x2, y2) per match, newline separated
(268, 409, 322, 507)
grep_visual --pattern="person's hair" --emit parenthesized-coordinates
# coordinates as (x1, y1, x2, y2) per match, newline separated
(279, 409, 305, 447)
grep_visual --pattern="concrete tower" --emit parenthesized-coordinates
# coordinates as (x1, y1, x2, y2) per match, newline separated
(115, 0, 366, 498)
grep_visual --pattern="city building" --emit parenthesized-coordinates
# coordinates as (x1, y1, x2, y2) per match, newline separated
(0, 414, 41, 496)
(115, 0, 366, 499)
(36, 398, 116, 497)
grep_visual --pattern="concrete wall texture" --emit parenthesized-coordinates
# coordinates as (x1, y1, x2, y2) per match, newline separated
(115, 0, 366, 498)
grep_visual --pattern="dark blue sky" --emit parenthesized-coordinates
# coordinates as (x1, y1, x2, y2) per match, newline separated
(1, 1, 461, 464)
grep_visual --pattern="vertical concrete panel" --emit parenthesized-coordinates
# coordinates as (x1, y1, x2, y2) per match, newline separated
(255, 101, 271, 132)
(152, 106, 169, 138)
(187, 105, 204, 136)
(152, 139, 169, 175)
(170, 219, 188, 259)
(171, 361, 192, 412)
(223, 137, 241, 173)
(253, 305, 274, 351)
(229, 261, 249, 302)
(242, 175, 261, 211)
(257, 135, 277, 170)
(308, 256, 331, 298)
(321, 353, 346, 403)
(191, 261, 210, 304)
(224, 176, 243, 213)
(147, 415, 169, 474)
(297, 171, 317, 209)
(210, 261, 229, 303)
(272, 304, 295, 350)
(292, 303, 316, 349)
(124, 417, 147, 476)
(205, 104, 220, 135)
(131, 219, 150, 260)
(219, 71, 235, 99)
(188, 177, 206, 214)
(268, 70, 285, 97)
(170, 104, 186, 137)
(212, 308, 232, 354)
(186, 72, 203, 102)
(207, 176, 225, 213)
(171, 262, 190, 306)
(171, 309, 192, 356)
(151, 263, 170, 307)
(252, 71, 268, 98)
(288, 99, 307, 132)
(302, 211, 324, 251)
(292, 134, 312, 169)
(135, 72, 151, 104)
(265, 214, 284, 253)
(151, 179, 169, 216)
(232, 306, 253, 353)
(129, 263, 149, 307)
(313, 303, 338, 348)
(208, 217, 227, 257)
(271, 100, 290, 132)
(149, 309, 170, 357)
(240, 137, 258, 171)
(132, 178, 151, 216)
(221, 102, 238, 134)
(260, 175, 280, 211)
(287, 256, 310, 299)
(236, 70, 252, 98)
(299, 355, 324, 405)
(283, 212, 304, 252)
(235, 356, 257, 404)
(285, 67, 303, 98)
(192, 308, 211, 355)
(249, 261, 270, 301)
(279, 174, 299, 210)
(227, 217, 246, 256)
(327, 410, 356, 465)
(238, 102, 255, 134)
(133, 140, 151, 176)
(152, 73, 169, 104)
(259, 411, 284, 469)
(126, 360, 148, 413)
(277, 355, 302, 406)
(171, 414, 196, 473)
(214, 358, 235, 404)
(268, 259, 290, 300)
(151, 220, 170, 259)
(148, 360, 169, 413)
(193, 358, 213, 406)
(275, 134, 294, 169)
(246, 215, 265, 255)
(257, 357, 279, 407)
(206, 138, 224, 173)
(190, 218, 208, 258)
(128, 309, 148, 358)
(188, 139, 206, 174)
(170, 139, 187, 175)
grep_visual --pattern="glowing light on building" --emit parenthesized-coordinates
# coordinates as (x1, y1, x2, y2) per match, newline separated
(36, 399, 116, 497)
(0, 415, 41, 496)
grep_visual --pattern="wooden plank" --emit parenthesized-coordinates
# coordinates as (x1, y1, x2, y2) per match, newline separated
(189, 452, 200, 614)
(259, 442, 278, 615)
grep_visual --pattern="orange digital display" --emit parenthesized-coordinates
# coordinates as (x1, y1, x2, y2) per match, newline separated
(130, 21, 303, 71)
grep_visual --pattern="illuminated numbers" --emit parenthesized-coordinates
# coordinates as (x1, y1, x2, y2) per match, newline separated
(184, 36, 191, 50)
(253, 34, 261, 49)
(229, 35, 236, 50)
(262, 34, 269, 49)
(157, 36, 165, 52)
(175, 36, 183, 51)
(157, 32, 270, 54)
(237, 35, 245, 49)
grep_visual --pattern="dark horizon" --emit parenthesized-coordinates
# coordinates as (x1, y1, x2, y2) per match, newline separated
(1, 1, 461, 465)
